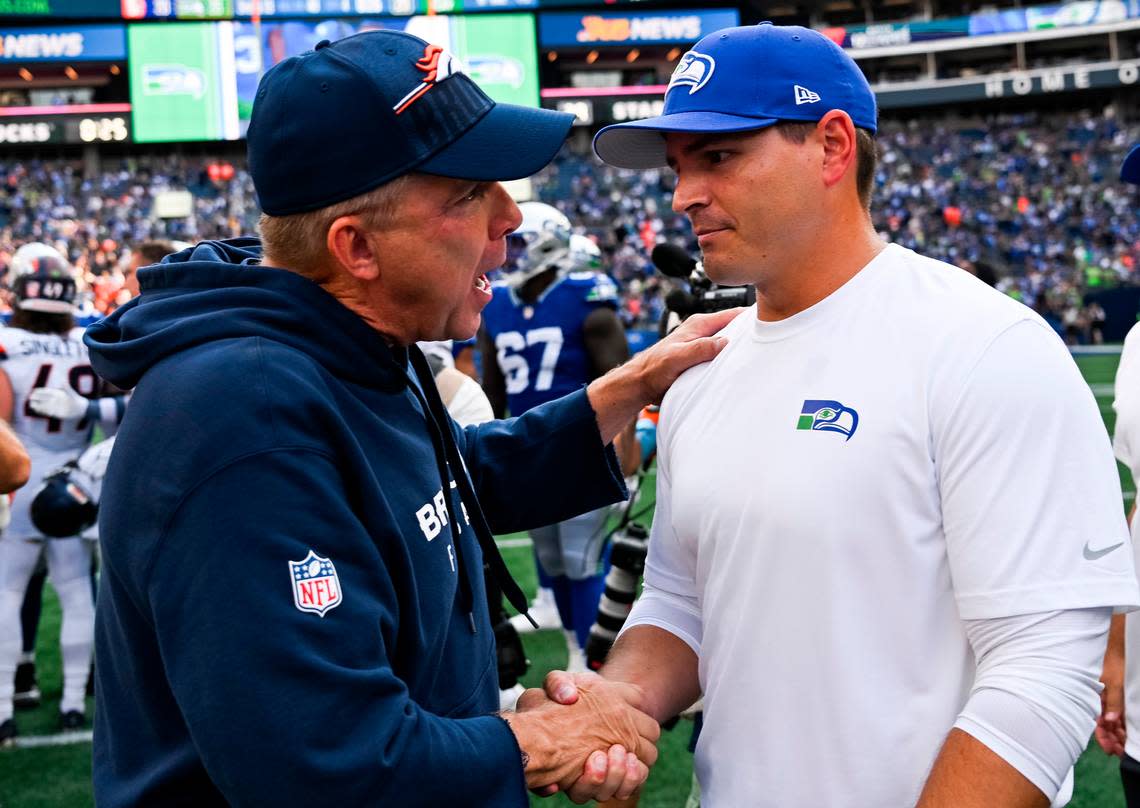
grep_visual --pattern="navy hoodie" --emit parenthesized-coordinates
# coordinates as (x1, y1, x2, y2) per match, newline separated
(84, 239, 626, 807)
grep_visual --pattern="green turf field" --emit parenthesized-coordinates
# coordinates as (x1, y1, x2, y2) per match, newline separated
(0, 349, 1133, 807)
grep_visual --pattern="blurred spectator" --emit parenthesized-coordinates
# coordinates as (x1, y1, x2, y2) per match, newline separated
(0, 155, 256, 317)
(0, 108, 1137, 328)
(120, 240, 175, 303)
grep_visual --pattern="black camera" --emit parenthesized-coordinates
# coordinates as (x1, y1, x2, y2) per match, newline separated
(584, 522, 650, 671)
(652, 243, 756, 318)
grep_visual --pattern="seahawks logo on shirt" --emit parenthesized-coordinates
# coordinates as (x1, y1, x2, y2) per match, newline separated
(585, 276, 618, 303)
(797, 400, 859, 441)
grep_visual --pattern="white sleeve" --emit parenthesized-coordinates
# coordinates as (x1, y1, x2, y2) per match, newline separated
(934, 318, 1139, 618)
(621, 416, 702, 655)
(445, 376, 494, 428)
(1114, 322, 1140, 480)
(954, 608, 1110, 802)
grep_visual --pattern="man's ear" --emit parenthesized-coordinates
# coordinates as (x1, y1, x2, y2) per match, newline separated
(327, 215, 380, 281)
(817, 110, 858, 192)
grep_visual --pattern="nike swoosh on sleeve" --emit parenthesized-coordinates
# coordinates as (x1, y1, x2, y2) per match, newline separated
(1083, 541, 1125, 561)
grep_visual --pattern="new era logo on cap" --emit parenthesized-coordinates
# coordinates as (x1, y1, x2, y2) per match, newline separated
(794, 85, 820, 105)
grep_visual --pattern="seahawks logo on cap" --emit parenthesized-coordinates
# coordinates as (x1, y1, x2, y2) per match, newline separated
(667, 51, 716, 96)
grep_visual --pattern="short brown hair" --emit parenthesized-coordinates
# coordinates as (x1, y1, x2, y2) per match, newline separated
(258, 176, 411, 280)
(774, 120, 878, 210)
(133, 240, 175, 267)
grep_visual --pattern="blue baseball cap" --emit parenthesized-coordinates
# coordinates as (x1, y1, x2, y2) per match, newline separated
(594, 22, 877, 169)
(248, 30, 574, 216)
(1123, 145, 1140, 185)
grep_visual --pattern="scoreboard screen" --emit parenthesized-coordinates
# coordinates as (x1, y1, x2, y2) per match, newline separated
(121, 0, 234, 19)
(0, 113, 131, 145)
(0, 0, 119, 14)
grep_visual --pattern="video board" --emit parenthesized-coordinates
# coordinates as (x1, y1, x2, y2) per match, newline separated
(122, 0, 234, 19)
(538, 9, 739, 47)
(128, 22, 238, 142)
(825, 0, 1140, 49)
(0, 0, 119, 16)
(0, 0, 624, 17)
(232, 13, 537, 132)
(231, 0, 540, 17)
(0, 112, 131, 144)
(130, 14, 538, 143)
(0, 23, 126, 60)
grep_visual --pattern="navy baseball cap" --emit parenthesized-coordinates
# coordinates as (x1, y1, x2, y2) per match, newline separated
(594, 22, 877, 169)
(1123, 145, 1140, 185)
(248, 30, 574, 216)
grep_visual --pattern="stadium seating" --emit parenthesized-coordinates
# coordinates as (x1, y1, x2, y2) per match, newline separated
(0, 109, 1137, 330)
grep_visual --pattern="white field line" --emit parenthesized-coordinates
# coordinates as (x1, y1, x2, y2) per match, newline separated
(1071, 345, 1125, 355)
(496, 537, 533, 550)
(12, 729, 92, 748)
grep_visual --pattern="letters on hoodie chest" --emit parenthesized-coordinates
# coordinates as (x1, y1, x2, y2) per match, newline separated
(357, 396, 475, 613)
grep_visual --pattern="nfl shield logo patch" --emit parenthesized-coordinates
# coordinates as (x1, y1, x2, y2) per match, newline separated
(289, 550, 342, 617)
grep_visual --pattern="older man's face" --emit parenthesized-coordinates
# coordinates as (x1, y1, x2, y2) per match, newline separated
(366, 174, 521, 343)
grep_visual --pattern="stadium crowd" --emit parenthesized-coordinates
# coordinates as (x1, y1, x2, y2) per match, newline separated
(0, 156, 257, 315)
(0, 109, 1137, 338)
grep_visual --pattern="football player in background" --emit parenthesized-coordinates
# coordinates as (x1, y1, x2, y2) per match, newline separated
(0, 421, 29, 496)
(480, 203, 639, 670)
(0, 243, 125, 743)
(418, 340, 495, 427)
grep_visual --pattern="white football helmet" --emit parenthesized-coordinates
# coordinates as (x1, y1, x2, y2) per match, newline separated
(503, 202, 572, 288)
(10, 242, 76, 313)
(569, 234, 602, 271)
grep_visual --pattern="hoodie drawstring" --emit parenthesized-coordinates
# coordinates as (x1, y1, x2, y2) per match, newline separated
(407, 346, 535, 633)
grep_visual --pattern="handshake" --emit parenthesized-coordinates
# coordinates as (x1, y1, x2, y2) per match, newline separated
(505, 670, 660, 803)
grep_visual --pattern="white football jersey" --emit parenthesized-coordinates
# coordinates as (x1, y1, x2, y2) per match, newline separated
(0, 326, 97, 539)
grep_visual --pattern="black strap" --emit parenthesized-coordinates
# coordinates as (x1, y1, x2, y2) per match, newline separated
(407, 347, 535, 627)
(404, 368, 477, 628)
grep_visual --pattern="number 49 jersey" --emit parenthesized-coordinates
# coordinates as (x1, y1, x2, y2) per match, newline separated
(0, 326, 98, 539)
(482, 271, 619, 415)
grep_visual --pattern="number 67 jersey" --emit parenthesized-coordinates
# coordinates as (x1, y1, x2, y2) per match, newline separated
(482, 271, 620, 415)
(0, 325, 99, 540)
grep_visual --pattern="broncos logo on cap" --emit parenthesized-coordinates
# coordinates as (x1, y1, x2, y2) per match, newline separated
(393, 43, 465, 115)
(667, 51, 716, 96)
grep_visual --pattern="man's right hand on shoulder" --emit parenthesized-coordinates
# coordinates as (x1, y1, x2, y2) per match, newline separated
(587, 307, 742, 444)
(624, 308, 742, 405)
(503, 673, 659, 803)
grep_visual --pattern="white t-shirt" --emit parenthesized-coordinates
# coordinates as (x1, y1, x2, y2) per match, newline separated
(0, 326, 97, 540)
(629, 244, 1139, 807)
(1112, 321, 1140, 762)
